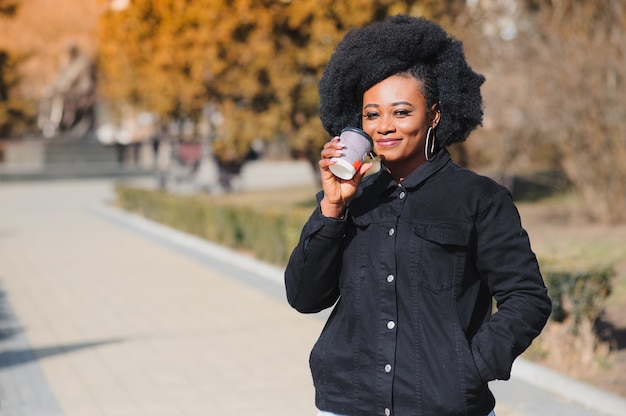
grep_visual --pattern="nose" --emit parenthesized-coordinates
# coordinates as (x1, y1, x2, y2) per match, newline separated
(377, 114, 395, 135)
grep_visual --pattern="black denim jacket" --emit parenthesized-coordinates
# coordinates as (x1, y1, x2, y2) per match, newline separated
(285, 150, 551, 416)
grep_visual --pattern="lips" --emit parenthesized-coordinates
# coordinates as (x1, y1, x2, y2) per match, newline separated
(376, 138, 402, 147)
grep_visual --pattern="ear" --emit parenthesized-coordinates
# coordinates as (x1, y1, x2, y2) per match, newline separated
(430, 103, 441, 128)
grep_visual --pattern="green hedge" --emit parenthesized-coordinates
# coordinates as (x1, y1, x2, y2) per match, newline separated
(543, 263, 614, 326)
(115, 184, 311, 266)
(540, 260, 615, 363)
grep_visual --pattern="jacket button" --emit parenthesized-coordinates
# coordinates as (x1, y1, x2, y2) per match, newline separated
(387, 321, 395, 330)
(399, 191, 406, 199)
(388, 228, 395, 236)
(386, 275, 394, 283)
(385, 408, 391, 416)
(384, 364, 392, 373)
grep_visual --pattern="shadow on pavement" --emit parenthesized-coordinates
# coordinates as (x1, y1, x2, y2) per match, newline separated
(0, 285, 124, 369)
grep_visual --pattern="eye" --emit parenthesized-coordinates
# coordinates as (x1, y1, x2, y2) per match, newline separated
(363, 111, 380, 120)
(393, 109, 412, 117)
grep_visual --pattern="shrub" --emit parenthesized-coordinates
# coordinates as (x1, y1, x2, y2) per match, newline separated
(539, 260, 615, 365)
(114, 184, 311, 266)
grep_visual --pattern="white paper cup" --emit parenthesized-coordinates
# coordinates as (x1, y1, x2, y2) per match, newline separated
(329, 127, 373, 180)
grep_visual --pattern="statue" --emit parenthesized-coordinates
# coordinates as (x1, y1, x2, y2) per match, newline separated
(38, 42, 96, 140)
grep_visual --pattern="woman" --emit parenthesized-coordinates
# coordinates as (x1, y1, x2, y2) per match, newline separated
(285, 15, 551, 416)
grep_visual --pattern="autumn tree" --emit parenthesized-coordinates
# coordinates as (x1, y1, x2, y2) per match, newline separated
(527, 0, 626, 224)
(97, 0, 464, 167)
(459, 0, 626, 224)
(0, 0, 33, 137)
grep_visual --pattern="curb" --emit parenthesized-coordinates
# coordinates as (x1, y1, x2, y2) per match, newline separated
(511, 358, 626, 416)
(93, 203, 285, 288)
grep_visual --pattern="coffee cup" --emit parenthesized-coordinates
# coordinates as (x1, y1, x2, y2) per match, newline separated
(329, 127, 373, 180)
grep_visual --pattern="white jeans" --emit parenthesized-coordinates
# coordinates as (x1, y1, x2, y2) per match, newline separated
(317, 411, 496, 416)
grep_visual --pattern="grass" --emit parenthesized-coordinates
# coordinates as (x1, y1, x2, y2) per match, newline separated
(516, 193, 626, 309)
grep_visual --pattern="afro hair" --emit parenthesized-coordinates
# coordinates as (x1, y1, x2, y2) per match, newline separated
(318, 15, 485, 147)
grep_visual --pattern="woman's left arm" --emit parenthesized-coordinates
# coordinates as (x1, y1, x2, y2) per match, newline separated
(471, 187, 552, 382)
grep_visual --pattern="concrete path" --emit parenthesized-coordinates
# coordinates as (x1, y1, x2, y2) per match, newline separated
(0, 179, 625, 416)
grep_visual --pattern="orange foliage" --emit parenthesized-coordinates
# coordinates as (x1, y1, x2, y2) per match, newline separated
(0, 0, 103, 99)
(97, 0, 453, 163)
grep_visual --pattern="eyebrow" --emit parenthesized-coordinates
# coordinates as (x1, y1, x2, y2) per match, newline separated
(363, 101, 415, 109)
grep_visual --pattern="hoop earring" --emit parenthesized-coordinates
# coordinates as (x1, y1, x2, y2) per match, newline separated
(425, 127, 436, 161)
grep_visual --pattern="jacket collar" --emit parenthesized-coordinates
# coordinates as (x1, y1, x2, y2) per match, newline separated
(372, 149, 452, 195)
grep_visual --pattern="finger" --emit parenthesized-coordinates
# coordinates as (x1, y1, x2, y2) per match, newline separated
(352, 162, 373, 181)
(323, 137, 343, 149)
(322, 136, 338, 147)
(319, 155, 337, 169)
(359, 162, 373, 175)
(320, 147, 343, 161)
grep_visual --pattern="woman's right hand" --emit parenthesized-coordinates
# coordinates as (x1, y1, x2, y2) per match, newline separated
(318, 137, 372, 218)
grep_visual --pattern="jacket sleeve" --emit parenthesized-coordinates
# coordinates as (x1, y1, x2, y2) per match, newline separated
(284, 203, 347, 313)
(471, 187, 552, 382)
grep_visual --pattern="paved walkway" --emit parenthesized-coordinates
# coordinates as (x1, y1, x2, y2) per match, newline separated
(0, 179, 625, 416)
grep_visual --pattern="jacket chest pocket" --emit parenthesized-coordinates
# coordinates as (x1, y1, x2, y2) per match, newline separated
(411, 221, 472, 292)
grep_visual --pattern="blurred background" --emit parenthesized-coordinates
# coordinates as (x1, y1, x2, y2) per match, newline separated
(0, 0, 624, 221)
(1, 0, 625, 403)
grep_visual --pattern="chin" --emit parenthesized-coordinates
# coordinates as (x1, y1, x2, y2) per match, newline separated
(376, 151, 398, 164)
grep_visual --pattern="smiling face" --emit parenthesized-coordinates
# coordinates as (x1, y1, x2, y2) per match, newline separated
(362, 74, 440, 180)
